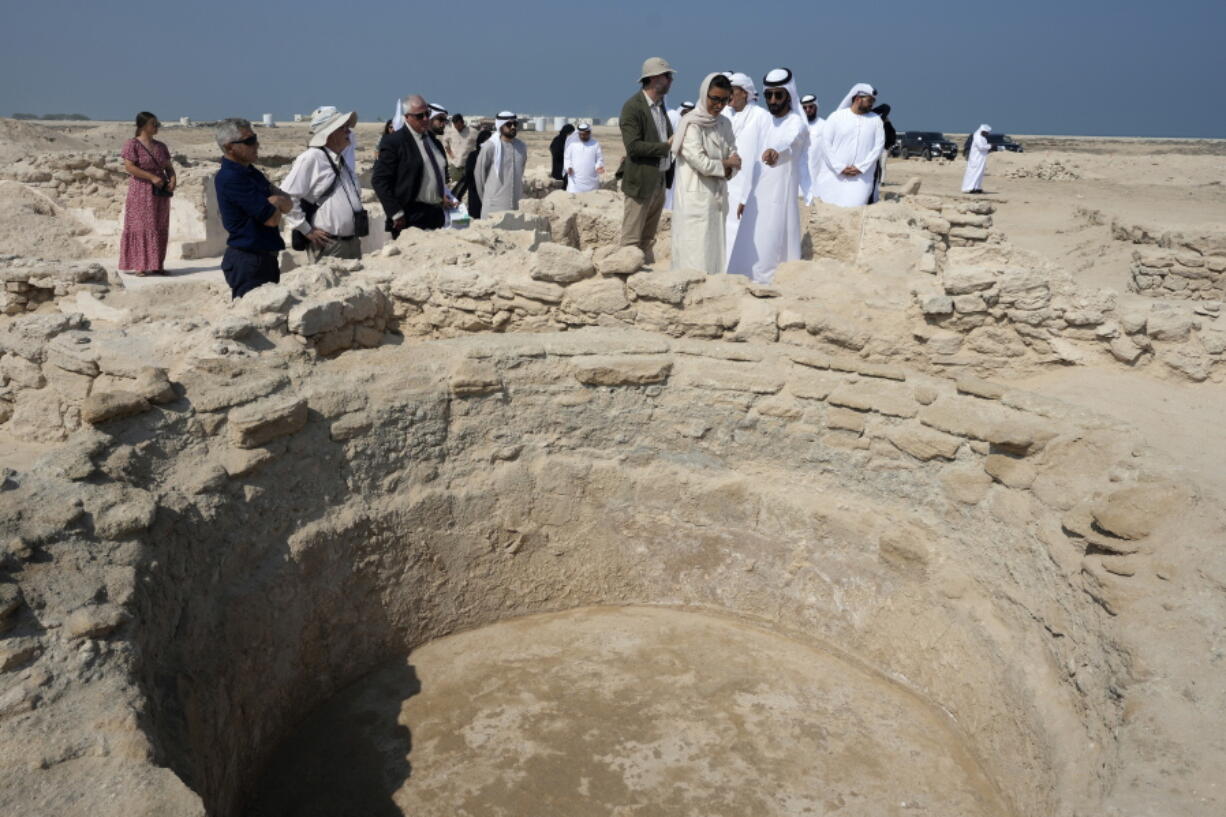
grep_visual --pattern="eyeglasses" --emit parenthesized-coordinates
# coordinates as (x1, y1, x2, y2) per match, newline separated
(763, 90, 788, 100)
(407, 111, 429, 120)
(707, 94, 731, 106)
(229, 134, 258, 147)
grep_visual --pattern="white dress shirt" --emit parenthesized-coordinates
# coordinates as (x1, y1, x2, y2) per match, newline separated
(282, 146, 362, 237)
(644, 91, 671, 173)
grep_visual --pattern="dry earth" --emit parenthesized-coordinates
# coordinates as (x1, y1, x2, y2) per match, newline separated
(1, 118, 1225, 817)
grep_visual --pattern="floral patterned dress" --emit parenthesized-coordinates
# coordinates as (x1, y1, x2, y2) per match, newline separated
(119, 137, 172, 272)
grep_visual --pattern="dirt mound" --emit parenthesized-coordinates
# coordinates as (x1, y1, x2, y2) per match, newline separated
(0, 180, 91, 258)
(0, 119, 94, 163)
(1005, 159, 1081, 181)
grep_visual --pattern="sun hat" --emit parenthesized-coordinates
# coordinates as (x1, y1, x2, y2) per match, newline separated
(639, 57, 675, 81)
(308, 107, 357, 147)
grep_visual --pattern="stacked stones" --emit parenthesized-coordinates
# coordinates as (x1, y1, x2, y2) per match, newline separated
(0, 258, 109, 316)
(1130, 248, 1226, 301)
(0, 152, 130, 218)
(909, 195, 997, 274)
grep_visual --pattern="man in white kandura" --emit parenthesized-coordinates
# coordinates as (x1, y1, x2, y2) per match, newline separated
(961, 124, 992, 194)
(564, 124, 605, 193)
(814, 83, 885, 208)
(671, 73, 740, 275)
(723, 72, 771, 269)
(799, 94, 825, 205)
(475, 111, 527, 215)
(726, 67, 809, 284)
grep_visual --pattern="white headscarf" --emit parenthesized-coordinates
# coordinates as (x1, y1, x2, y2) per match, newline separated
(728, 72, 758, 102)
(837, 83, 877, 111)
(391, 97, 405, 131)
(491, 111, 517, 182)
(762, 68, 803, 119)
(670, 73, 722, 157)
(978, 124, 992, 133)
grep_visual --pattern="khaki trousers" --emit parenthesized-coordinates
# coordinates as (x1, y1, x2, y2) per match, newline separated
(620, 183, 666, 263)
(308, 236, 362, 263)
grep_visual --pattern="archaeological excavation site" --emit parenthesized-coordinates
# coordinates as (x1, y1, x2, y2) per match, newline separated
(1, 120, 1224, 817)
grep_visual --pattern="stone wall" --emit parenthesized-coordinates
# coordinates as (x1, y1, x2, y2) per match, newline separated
(1129, 247, 1226, 301)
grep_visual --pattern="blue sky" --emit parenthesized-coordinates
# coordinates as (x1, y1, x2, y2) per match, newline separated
(2, 0, 1223, 137)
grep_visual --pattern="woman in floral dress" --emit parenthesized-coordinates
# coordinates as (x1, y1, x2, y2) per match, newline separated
(119, 111, 176, 276)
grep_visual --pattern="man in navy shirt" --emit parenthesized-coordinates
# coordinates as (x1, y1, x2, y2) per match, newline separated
(214, 118, 291, 298)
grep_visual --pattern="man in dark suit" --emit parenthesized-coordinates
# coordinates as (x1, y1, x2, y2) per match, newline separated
(372, 94, 457, 238)
(619, 57, 675, 264)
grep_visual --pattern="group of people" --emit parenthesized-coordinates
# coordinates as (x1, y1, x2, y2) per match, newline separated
(116, 59, 994, 300)
(621, 59, 894, 284)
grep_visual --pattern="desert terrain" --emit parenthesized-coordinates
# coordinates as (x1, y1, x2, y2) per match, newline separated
(1, 116, 1224, 817)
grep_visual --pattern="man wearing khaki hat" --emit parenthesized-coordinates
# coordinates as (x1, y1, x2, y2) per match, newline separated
(619, 56, 675, 264)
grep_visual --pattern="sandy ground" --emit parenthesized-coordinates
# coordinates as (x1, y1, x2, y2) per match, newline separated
(247, 606, 1007, 817)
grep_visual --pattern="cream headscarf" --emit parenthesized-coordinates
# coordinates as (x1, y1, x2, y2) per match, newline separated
(670, 73, 722, 158)
(490, 111, 517, 182)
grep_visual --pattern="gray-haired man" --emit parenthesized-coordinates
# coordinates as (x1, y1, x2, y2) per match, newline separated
(214, 118, 290, 298)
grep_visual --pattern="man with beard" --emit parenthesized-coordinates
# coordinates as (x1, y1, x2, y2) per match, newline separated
(722, 72, 771, 269)
(726, 68, 808, 284)
(618, 57, 675, 263)
(564, 124, 605, 193)
(474, 111, 527, 214)
(799, 94, 825, 205)
(814, 83, 885, 207)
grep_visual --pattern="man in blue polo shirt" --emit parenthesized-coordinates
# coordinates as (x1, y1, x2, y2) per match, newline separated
(214, 118, 291, 298)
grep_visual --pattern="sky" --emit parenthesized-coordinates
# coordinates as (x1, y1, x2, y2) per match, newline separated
(1, 0, 1224, 138)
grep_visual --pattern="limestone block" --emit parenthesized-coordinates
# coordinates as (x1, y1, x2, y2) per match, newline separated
(878, 525, 932, 573)
(1, 354, 45, 389)
(227, 395, 308, 448)
(942, 266, 997, 295)
(563, 277, 630, 315)
(1145, 306, 1194, 341)
(919, 398, 1050, 454)
(94, 494, 157, 539)
(627, 268, 706, 306)
(679, 361, 784, 394)
(946, 212, 992, 228)
(188, 373, 289, 413)
(984, 454, 1037, 489)
(924, 217, 952, 235)
(824, 407, 865, 433)
(921, 295, 954, 316)
(953, 294, 988, 314)
(788, 350, 906, 381)
(949, 226, 990, 241)
(532, 243, 596, 284)
(941, 467, 993, 504)
(389, 274, 431, 304)
(955, 376, 1005, 400)
(827, 382, 918, 418)
(1162, 347, 1209, 382)
(81, 390, 150, 424)
(212, 316, 255, 340)
(64, 603, 128, 640)
(900, 177, 922, 195)
(449, 360, 503, 396)
(594, 245, 646, 276)
(436, 268, 496, 299)
(1108, 336, 1144, 364)
(287, 297, 344, 337)
(510, 279, 565, 304)
(735, 297, 778, 343)
(219, 445, 278, 477)
(573, 355, 672, 386)
(885, 425, 962, 461)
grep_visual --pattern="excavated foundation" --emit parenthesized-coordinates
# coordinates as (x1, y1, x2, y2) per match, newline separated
(101, 334, 1139, 817)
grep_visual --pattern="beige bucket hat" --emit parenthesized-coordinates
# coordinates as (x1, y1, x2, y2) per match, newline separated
(308, 107, 357, 147)
(639, 57, 674, 81)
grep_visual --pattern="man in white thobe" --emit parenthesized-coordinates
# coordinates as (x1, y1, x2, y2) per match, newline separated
(722, 72, 772, 269)
(961, 124, 992, 193)
(475, 111, 527, 215)
(799, 94, 825, 205)
(564, 124, 605, 193)
(726, 68, 808, 284)
(814, 83, 885, 208)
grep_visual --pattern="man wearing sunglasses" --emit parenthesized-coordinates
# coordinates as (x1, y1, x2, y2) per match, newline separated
(813, 83, 885, 208)
(214, 118, 291, 299)
(726, 68, 809, 285)
(372, 94, 457, 238)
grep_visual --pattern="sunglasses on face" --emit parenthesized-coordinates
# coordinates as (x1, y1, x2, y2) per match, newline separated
(764, 90, 787, 100)
(229, 134, 258, 147)
(707, 93, 731, 105)
(407, 111, 429, 120)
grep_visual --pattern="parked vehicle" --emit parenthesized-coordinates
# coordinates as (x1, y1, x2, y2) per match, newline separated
(986, 133, 1024, 153)
(892, 131, 959, 160)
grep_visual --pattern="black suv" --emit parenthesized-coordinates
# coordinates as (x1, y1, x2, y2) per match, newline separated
(892, 131, 958, 160)
(986, 133, 1023, 153)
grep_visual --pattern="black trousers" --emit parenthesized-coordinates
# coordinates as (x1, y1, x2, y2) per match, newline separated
(387, 201, 446, 239)
(222, 246, 280, 299)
